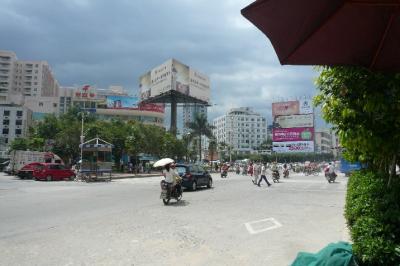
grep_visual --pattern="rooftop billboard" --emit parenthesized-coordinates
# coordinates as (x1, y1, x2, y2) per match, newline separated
(139, 59, 210, 103)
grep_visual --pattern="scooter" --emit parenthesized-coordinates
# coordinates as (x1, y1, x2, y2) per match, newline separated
(325, 171, 337, 183)
(324, 167, 337, 183)
(272, 170, 280, 183)
(283, 169, 289, 178)
(160, 180, 182, 205)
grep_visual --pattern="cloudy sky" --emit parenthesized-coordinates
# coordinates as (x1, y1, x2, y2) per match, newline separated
(0, 0, 325, 125)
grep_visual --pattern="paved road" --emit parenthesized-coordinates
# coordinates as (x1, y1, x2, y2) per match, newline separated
(0, 171, 349, 266)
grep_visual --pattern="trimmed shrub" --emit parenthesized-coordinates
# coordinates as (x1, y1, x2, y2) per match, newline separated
(345, 170, 400, 265)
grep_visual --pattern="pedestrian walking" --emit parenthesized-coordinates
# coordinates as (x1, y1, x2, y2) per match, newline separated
(258, 163, 272, 187)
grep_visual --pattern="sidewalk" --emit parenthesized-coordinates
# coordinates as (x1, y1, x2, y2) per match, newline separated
(111, 172, 162, 180)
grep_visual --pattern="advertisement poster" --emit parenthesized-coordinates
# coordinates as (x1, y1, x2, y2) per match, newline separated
(150, 59, 173, 98)
(172, 59, 190, 95)
(299, 99, 313, 114)
(139, 71, 151, 100)
(272, 127, 314, 142)
(272, 101, 300, 117)
(189, 68, 210, 103)
(106, 96, 164, 113)
(274, 114, 314, 128)
(272, 141, 315, 153)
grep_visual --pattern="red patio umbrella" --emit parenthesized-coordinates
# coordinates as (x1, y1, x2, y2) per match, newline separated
(241, 0, 400, 71)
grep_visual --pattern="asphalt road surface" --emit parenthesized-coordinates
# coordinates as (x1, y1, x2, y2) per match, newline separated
(0, 171, 349, 266)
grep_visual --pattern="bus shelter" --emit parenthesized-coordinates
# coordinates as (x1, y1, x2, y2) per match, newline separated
(79, 138, 113, 182)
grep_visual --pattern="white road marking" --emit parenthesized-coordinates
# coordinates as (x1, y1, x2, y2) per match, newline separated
(244, 218, 282, 235)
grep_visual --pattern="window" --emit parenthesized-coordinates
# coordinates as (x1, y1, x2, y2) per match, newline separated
(16, 110, 23, 117)
(3, 120, 9, 125)
(53, 103, 57, 108)
(2, 128, 9, 134)
(16, 120, 22, 126)
(39, 102, 43, 107)
(15, 129, 22, 135)
(3, 110, 9, 116)
(4, 138, 8, 144)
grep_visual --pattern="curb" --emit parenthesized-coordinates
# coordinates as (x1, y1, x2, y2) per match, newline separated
(111, 173, 161, 180)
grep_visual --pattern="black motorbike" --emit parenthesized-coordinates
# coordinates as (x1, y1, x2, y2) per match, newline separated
(160, 180, 182, 205)
(283, 169, 289, 178)
(272, 170, 280, 183)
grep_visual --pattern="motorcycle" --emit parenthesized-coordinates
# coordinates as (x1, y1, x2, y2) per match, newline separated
(160, 180, 182, 205)
(221, 170, 228, 178)
(272, 170, 280, 183)
(283, 169, 289, 178)
(324, 167, 337, 183)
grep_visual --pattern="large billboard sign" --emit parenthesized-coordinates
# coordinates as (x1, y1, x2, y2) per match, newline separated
(139, 59, 210, 103)
(106, 96, 164, 113)
(272, 101, 300, 117)
(274, 114, 314, 128)
(272, 127, 314, 142)
(272, 141, 315, 153)
(189, 68, 210, 102)
(272, 100, 315, 153)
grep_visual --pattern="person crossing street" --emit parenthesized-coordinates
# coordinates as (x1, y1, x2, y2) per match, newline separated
(258, 163, 272, 187)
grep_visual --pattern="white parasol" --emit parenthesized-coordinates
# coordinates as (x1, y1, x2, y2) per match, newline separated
(153, 158, 174, 168)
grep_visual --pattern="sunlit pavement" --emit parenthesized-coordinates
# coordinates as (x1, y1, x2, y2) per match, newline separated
(0, 171, 349, 266)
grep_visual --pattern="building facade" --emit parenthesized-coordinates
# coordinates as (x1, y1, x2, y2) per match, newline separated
(59, 86, 165, 127)
(213, 107, 268, 155)
(0, 104, 33, 158)
(182, 103, 207, 135)
(315, 128, 338, 156)
(0, 50, 60, 119)
(0, 51, 16, 103)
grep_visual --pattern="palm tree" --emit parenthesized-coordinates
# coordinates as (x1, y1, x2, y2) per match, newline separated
(186, 113, 215, 162)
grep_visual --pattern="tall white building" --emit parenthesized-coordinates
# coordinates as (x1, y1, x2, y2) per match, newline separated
(0, 50, 60, 119)
(0, 51, 17, 104)
(315, 128, 338, 156)
(182, 103, 207, 135)
(212, 107, 268, 155)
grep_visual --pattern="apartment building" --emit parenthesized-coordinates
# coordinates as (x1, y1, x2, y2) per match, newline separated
(213, 107, 268, 155)
(0, 104, 33, 158)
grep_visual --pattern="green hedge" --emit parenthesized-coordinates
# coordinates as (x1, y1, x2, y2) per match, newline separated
(345, 171, 400, 265)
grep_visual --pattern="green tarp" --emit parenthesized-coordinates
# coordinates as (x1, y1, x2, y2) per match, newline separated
(291, 242, 357, 266)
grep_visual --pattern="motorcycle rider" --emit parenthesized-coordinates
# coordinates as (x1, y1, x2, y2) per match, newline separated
(163, 162, 181, 196)
(271, 162, 280, 180)
(221, 163, 229, 177)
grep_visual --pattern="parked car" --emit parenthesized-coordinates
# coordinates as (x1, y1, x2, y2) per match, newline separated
(17, 162, 43, 179)
(175, 164, 212, 191)
(33, 163, 75, 181)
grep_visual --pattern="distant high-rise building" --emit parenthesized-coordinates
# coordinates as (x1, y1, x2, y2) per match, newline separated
(0, 51, 20, 104)
(213, 107, 268, 155)
(0, 50, 60, 119)
(182, 103, 207, 135)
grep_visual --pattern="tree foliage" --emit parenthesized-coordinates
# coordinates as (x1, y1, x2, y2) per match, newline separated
(10, 108, 188, 166)
(186, 113, 215, 161)
(314, 66, 400, 179)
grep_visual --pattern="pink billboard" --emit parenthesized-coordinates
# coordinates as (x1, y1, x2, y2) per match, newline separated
(272, 101, 300, 117)
(272, 127, 314, 142)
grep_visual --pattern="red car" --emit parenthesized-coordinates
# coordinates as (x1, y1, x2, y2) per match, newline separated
(33, 163, 75, 181)
(17, 162, 43, 179)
